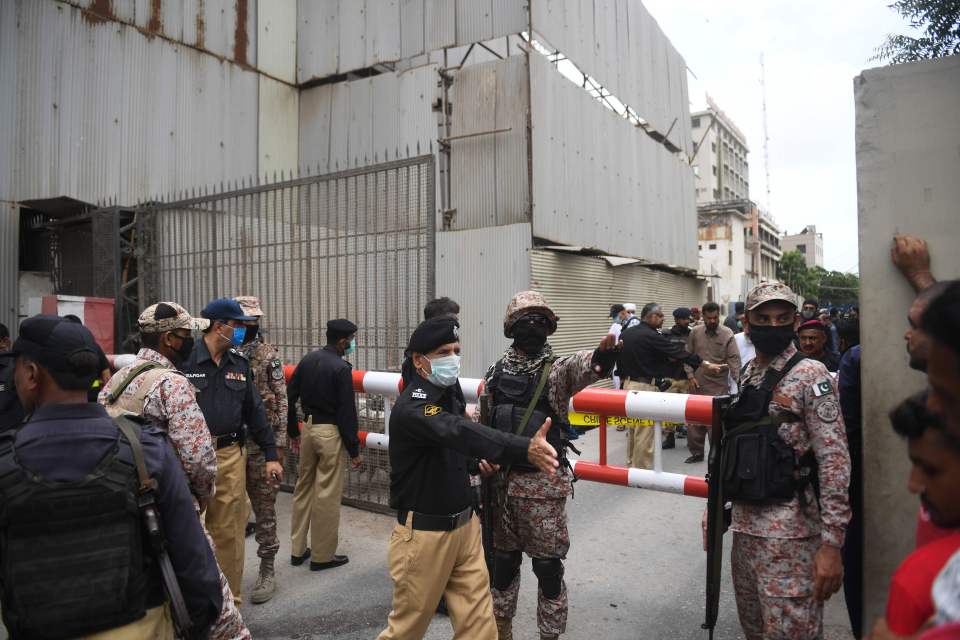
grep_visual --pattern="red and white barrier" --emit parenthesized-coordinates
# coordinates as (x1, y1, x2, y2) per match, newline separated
(281, 365, 486, 402)
(569, 387, 713, 426)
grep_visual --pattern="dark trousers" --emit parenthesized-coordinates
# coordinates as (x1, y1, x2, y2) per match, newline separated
(841, 430, 863, 638)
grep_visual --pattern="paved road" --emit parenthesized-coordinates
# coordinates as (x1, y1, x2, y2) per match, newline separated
(240, 428, 855, 639)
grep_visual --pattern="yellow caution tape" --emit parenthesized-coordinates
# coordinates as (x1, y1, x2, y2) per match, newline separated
(568, 413, 685, 429)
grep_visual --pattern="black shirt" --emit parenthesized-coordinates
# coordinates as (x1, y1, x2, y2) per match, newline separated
(181, 338, 277, 461)
(389, 374, 529, 515)
(287, 346, 360, 458)
(665, 324, 692, 380)
(0, 358, 24, 432)
(616, 322, 702, 381)
(810, 349, 841, 373)
(9, 403, 222, 634)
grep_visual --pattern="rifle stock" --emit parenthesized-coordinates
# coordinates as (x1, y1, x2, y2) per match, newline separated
(703, 395, 731, 639)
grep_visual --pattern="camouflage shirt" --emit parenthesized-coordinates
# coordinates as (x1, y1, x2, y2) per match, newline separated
(484, 344, 602, 498)
(731, 343, 851, 547)
(239, 337, 289, 449)
(99, 348, 218, 502)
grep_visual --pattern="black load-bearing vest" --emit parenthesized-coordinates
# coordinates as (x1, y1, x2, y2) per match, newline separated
(720, 352, 819, 505)
(0, 420, 164, 639)
(488, 358, 567, 471)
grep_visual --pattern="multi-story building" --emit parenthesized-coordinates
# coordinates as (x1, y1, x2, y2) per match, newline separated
(698, 200, 781, 305)
(782, 225, 825, 269)
(690, 96, 750, 204)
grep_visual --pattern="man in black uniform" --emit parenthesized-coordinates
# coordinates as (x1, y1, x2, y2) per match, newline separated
(797, 319, 841, 372)
(0, 315, 222, 638)
(0, 322, 24, 431)
(181, 297, 282, 606)
(287, 319, 362, 571)
(617, 302, 712, 468)
(377, 317, 560, 640)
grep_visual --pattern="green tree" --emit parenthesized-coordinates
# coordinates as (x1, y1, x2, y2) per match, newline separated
(777, 251, 819, 299)
(818, 270, 861, 306)
(875, 0, 960, 63)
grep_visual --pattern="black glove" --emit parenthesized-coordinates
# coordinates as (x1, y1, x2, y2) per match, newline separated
(591, 348, 618, 376)
(287, 419, 301, 441)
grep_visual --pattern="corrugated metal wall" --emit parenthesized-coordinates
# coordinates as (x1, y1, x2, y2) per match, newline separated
(0, 0, 260, 205)
(298, 64, 440, 174)
(530, 54, 698, 269)
(530, 249, 705, 356)
(0, 203, 18, 337)
(435, 223, 532, 376)
(531, 0, 692, 154)
(296, 0, 528, 84)
(449, 55, 530, 230)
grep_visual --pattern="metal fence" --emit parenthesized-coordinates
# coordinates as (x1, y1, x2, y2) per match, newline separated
(134, 156, 436, 512)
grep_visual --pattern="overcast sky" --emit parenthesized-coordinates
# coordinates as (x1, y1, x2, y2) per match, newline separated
(643, 0, 915, 273)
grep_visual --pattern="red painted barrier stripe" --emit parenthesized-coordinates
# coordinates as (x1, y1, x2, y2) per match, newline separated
(684, 395, 714, 426)
(682, 475, 709, 499)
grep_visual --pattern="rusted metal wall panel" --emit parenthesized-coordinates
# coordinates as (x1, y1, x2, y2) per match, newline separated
(449, 55, 530, 230)
(531, 0, 692, 155)
(298, 64, 439, 174)
(529, 54, 697, 269)
(297, 0, 526, 84)
(0, 0, 259, 205)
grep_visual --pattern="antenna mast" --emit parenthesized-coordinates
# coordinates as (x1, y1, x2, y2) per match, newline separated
(760, 53, 772, 211)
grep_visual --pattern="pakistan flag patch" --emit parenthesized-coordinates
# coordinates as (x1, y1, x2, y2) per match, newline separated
(812, 380, 833, 397)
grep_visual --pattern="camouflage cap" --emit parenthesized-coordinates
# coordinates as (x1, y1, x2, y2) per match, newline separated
(234, 295, 264, 318)
(745, 282, 798, 312)
(138, 302, 210, 333)
(503, 290, 558, 337)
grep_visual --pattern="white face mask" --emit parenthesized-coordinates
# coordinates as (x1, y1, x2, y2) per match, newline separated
(424, 354, 461, 387)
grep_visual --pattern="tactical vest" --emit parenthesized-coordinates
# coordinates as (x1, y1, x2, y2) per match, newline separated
(102, 361, 172, 419)
(720, 352, 818, 505)
(0, 421, 164, 639)
(488, 358, 567, 471)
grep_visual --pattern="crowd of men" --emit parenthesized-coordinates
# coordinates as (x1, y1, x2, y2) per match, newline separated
(0, 233, 957, 639)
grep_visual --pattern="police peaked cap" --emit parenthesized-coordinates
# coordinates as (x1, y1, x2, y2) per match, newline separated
(673, 307, 692, 320)
(327, 319, 358, 340)
(406, 317, 460, 355)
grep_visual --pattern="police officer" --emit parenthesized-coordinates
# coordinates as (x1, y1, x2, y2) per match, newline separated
(377, 316, 560, 639)
(181, 297, 282, 606)
(235, 296, 289, 603)
(723, 282, 850, 639)
(797, 319, 841, 372)
(100, 302, 250, 640)
(287, 318, 361, 571)
(0, 315, 222, 638)
(616, 302, 709, 469)
(0, 322, 24, 431)
(486, 291, 619, 640)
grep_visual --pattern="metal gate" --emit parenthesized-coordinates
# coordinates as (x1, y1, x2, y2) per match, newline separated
(134, 156, 436, 512)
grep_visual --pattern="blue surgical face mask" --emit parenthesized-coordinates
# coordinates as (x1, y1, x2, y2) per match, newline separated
(229, 325, 246, 347)
(426, 354, 461, 387)
(345, 338, 356, 355)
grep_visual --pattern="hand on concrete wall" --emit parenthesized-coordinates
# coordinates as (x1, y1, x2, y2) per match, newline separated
(891, 235, 936, 292)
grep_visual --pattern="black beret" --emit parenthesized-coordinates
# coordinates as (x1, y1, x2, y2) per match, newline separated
(327, 319, 357, 339)
(672, 307, 692, 320)
(407, 317, 460, 355)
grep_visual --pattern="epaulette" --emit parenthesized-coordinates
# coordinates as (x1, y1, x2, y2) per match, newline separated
(229, 348, 249, 360)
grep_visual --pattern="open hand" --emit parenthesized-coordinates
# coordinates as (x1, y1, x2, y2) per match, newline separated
(891, 235, 935, 291)
(813, 544, 843, 602)
(527, 418, 560, 475)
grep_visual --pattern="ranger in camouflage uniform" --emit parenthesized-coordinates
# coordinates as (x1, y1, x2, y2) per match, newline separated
(726, 282, 850, 640)
(485, 291, 618, 640)
(235, 296, 289, 605)
(100, 302, 251, 640)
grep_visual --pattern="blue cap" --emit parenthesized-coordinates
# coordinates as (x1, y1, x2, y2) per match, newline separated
(673, 307, 692, 320)
(201, 298, 256, 322)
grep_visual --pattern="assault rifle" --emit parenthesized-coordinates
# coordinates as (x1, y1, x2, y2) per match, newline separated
(703, 395, 732, 640)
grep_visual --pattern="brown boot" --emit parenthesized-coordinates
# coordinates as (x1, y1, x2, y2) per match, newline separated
(250, 557, 276, 604)
(495, 616, 513, 640)
(540, 634, 559, 640)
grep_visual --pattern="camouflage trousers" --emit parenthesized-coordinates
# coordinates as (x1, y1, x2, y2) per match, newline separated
(491, 492, 570, 635)
(245, 443, 279, 559)
(731, 533, 823, 640)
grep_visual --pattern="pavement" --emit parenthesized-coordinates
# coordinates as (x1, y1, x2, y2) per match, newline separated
(239, 428, 856, 639)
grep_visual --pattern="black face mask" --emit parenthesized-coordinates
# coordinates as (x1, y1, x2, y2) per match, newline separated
(512, 323, 549, 355)
(171, 335, 195, 365)
(243, 325, 259, 344)
(748, 324, 795, 356)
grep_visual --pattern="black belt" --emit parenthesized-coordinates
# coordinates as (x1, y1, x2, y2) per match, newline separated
(397, 506, 473, 531)
(215, 431, 243, 449)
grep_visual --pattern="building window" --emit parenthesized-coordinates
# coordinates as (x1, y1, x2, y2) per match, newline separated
(709, 243, 717, 250)
(692, 116, 701, 128)
(711, 142, 716, 152)
(728, 250, 733, 266)
(698, 244, 702, 250)
(797, 244, 806, 254)
(712, 166, 717, 176)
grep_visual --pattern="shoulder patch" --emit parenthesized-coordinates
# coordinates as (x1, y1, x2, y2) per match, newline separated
(411, 388, 428, 399)
(812, 380, 833, 398)
(424, 404, 442, 417)
(815, 399, 840, 423)
(270, 360, 284, 380)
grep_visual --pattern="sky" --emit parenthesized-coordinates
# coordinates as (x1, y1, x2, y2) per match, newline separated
(641, 0, 916, 273)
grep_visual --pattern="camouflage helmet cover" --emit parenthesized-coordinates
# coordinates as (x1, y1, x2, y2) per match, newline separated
(503, 290, 558, 337)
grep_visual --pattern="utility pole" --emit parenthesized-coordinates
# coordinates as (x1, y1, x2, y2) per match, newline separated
(760, 53, 772, 212)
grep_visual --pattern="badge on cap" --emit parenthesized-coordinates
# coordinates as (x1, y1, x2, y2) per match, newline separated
(424, 405, 442, 417)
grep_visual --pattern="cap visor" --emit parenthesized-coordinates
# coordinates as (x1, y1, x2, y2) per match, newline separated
(746, 298, 797, 311)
